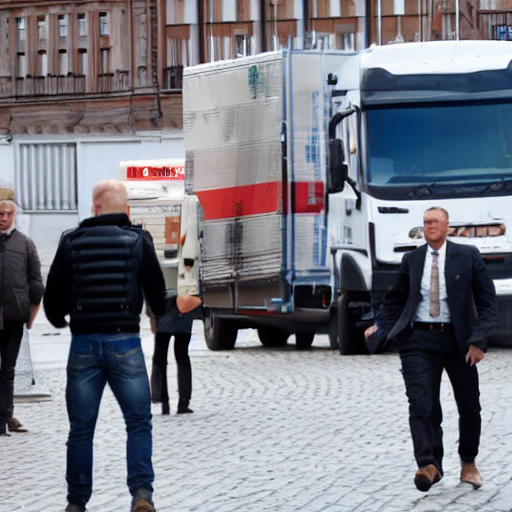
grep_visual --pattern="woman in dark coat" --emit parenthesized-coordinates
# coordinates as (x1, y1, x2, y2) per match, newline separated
(150, 302, 194, 415)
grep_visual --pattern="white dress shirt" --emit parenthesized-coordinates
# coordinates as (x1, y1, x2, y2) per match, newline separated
(414, 241, 451, 323)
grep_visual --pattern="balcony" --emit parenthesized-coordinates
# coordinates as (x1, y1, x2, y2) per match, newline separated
(163, 65, 183, 90)
(0, 76, 13, 97)
(9, 70, 131, 98)
(16, 74, 86, 96)
(98, 70, 130, 92)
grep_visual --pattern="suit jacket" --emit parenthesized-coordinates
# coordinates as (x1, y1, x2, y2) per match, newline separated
(375, 240, 497, 356)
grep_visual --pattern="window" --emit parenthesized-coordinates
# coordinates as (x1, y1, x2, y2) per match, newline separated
(16, 53, 26, 77)
(99, 12, 109, 35)
(58, 15, 68, 37)
(38, 16, 47, 40)
(167, 38, 191, 66)
(37, 51, 48, 76)
(100, 48, 110, 73)
(78, 14, 87, 37)
(235, 34, 249, 58)
(59, 50, 68, 76)
(77, 49, 88, 75)
(16, 143, 77, 211)
(16, 18, 26, 43)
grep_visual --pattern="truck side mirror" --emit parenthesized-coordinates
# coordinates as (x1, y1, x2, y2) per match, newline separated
(328, 139, 348, 194)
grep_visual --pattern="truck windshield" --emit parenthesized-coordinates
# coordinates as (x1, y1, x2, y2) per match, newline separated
(366, 100, 512, 199)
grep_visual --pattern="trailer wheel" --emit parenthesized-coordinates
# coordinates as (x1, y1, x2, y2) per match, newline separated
(337, 292, 367, 355)
(257, 326, 290, 347)
(203, 309, 238, 350)
(295, 332, 314, 350)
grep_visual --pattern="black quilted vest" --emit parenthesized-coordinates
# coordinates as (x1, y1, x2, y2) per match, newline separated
(66, 222, 145, 334)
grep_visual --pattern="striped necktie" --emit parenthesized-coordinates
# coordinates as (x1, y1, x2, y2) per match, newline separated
(430, 250, 440, 317)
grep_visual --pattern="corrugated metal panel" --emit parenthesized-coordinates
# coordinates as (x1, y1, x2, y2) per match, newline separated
(17, 143, 77, 211)
(200, 214, 282, 285)
(185, 53, 285, 287)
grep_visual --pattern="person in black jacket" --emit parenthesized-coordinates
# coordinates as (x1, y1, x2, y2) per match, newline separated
(0, 189, 44, 436)
(365, 207, 497, 493)
(44, 180, 166, 512)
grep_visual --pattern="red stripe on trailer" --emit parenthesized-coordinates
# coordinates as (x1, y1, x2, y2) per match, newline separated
(293, 181, 324, 214)
(196, 182, 282, 220)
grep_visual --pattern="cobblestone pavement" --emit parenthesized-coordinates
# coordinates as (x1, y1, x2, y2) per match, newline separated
(2, 317, 512, 512)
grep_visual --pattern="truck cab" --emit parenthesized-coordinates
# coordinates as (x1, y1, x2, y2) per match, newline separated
(329, 41, 512, 352)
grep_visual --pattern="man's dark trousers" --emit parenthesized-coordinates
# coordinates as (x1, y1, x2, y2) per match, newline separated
(0, 324, 24, 425)
(400, 328, 481, 474)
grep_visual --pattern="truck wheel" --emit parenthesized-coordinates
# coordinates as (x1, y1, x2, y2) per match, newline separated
(337, 293, 366, 355)
(203, 309, 237, 350)
(257, 326, 290, 347)
(295, 332, 314, 350)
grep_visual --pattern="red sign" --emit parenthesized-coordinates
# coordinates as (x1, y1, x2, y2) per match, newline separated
(126, 166, 185, 180)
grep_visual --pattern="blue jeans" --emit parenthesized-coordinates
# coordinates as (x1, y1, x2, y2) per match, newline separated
(66, 334, 153, 507)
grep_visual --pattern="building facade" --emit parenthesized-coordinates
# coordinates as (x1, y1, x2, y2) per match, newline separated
(0, 0, 510, 268)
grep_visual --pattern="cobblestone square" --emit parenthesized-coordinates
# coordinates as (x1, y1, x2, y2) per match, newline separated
(2, 318, 512, 512)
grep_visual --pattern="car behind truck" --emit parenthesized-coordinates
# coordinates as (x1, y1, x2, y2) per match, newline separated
(183, 41, 512, 352)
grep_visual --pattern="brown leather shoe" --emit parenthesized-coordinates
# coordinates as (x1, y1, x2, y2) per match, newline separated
(131, 488, 155, 512)
(7, 417, 28, 433)
(414, 464, 442, 492)
(460, 460, 482, 489)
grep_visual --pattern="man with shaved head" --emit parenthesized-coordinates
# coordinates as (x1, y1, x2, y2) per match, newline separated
(45, 179, 167, 512)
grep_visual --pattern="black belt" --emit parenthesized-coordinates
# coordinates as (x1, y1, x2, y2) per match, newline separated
(413, 322, 452, 333)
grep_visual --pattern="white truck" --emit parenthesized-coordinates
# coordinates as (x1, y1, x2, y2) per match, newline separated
(183, 41, 512, 352)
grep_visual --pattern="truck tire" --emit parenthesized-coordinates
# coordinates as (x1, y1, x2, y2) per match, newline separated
(203, 309, 238, 350)
(295, 332, 314, 350)
(257, 326, 290, 347)
(337, 292, 367, 355)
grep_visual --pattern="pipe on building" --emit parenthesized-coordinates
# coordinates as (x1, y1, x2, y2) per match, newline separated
(260, 0, 267, 52)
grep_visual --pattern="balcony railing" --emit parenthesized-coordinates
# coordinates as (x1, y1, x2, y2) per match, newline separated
(0, 76, 13, 97)
(8, 70, 131, 98)
(163, 65, 183, 90)
(16, 74, 86, 96)
(98, 70, 130, 92)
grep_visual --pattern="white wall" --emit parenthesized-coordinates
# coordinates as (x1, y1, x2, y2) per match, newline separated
(77, 135, 184, 220)
(6, 132, 185, 279)
(0, 142, 15, 189)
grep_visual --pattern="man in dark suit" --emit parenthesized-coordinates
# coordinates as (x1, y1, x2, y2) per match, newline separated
(365, 206, 497, 492)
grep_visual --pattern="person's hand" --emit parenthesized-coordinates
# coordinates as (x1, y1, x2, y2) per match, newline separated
(466, 345, 485, 366)
(176, 295, 202, 314)
(149, 316, 157, 334)
(26, 303, 41, 329)
(365, 324, 378, 340)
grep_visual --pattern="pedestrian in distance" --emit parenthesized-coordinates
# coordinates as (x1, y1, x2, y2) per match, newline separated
(44, 179, 168, 512)
(365, 206, 497, 492)
(149, 193, 201, 416)
(0, 188, 44, 437)
(149, 293, 201, 415)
